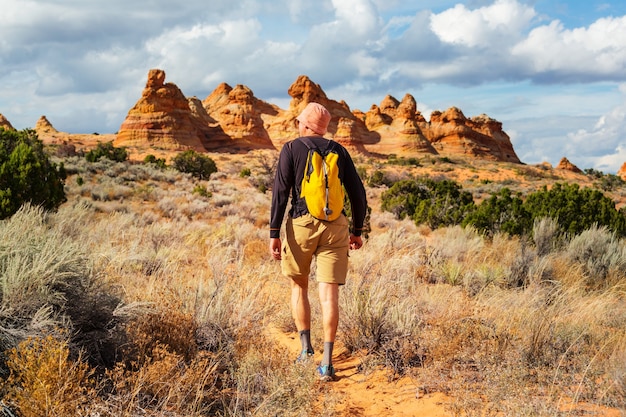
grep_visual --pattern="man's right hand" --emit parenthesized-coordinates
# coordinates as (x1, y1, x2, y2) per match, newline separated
(349, 234, 363, 250)
(269, 238, 282, 260)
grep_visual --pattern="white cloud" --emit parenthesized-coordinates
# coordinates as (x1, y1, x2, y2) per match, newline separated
(145, 19, 265, 90)
(305, 0, 382, 51)
(566, 92, 626, 173)
(348, 50, 380, 77)
(430, 0, 535, 47)
(512, 16, 626, 78)
(285, 0, 334, 23)
(331, 0, 381, 37)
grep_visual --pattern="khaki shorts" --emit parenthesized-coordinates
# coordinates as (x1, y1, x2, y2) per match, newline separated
(281, 213, 350, 285)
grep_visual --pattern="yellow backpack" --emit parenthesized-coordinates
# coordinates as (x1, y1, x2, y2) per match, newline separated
(299, 138, 344, 221)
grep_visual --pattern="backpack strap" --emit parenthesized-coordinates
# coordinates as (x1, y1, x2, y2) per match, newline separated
(298, 136, 316, 152)
(298, 136, 335, 155)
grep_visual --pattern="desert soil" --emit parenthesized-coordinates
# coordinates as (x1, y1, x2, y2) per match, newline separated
(269, 326, 453, 417)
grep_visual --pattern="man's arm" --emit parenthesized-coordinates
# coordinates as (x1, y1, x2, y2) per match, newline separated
(342, 152, 367, 237)
(269, 145, 294, 259)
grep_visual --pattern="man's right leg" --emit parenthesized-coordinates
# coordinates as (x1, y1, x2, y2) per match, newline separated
(291, 278, 313, 355)
(283, 215, 320, 358)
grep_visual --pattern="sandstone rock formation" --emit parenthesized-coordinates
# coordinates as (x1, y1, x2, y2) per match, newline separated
(115, 69, 206, 151)
(556, 157, 582, 173)
(0, 114, 15, 130)
(618, 163, 626, 180)
(281, 76, 518, 162)
(361, 94, 436, 156)
(115, 69, 522, 163)
(35, 115, 58, 134)
(187, 96, 232, 150)
(425, 108, 519, 163)
(116, 70, 276, 152)
(202, 83, 276, 150)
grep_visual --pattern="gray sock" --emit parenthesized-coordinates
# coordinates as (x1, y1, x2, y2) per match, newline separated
(322, 341, 334, 366)
(299, 330, 313, 354)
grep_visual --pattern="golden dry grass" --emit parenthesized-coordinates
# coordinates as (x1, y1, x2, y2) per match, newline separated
(0, 148, 625, 416)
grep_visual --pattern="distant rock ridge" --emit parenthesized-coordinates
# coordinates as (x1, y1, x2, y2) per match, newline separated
(0, 113, 15, 130)
(35, 115, 58, 134)
(557, 157, 582, 173)
(111, 69, 521, 162)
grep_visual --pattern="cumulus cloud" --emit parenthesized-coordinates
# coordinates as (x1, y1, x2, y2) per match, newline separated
(331, 0, 382, 38)
(511, 16, 626, 81)
(430, 0, 536, 48)
(2, 0, 626, 173)
(143, 19, 303, 97)
(566, 88, 626, 172)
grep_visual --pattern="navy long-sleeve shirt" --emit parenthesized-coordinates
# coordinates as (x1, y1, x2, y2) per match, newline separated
(270, 136, 367, 239)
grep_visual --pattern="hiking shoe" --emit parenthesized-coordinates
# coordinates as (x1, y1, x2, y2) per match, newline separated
(295, 350, 314, 364)
(317, 364, 336, 382)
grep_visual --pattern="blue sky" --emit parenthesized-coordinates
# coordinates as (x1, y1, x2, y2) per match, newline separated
(1, 0, 626, 172)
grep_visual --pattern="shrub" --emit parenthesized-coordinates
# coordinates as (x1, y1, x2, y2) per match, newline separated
(0, 128, 66, 219)
(381, 180, 431, 220)
(386, 155, 421, 167)
(462, 188, 531, 236)
(382, 178, 475, 229)
(367, 170, 389, 187)
(122, 301, 198, 366)
(221, 338, 317, 415)
(523, 183, 626, 237)
(192, 184, 212, 198)
(595, 173, 625, 192)
(412, 179, 475, 229)
(85, 141, 128, 162)
(584, 168, 604, 179)
(532, 217, 562, 256)
(1, 335, 97, 417)
(107, 345, 223, 415)
(247, 150, 278, 194)
(565, 225, 626, 288)
(341, 272, 424, 376)
(143, 154, 167, 169)
(172, 150, 217, 180)
(0, 205, 120, 371)
(239, 167, 251, 177)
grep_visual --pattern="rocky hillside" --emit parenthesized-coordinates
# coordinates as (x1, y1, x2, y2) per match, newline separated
(113, 69, 520, 162)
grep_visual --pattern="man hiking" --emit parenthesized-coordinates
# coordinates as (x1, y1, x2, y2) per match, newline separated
(269, 102, 367, 381)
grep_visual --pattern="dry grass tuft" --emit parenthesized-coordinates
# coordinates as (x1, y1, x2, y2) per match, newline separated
(122, 297, 198, 366)
(1, 335, 97, 417)
(106, 345, 223, 416)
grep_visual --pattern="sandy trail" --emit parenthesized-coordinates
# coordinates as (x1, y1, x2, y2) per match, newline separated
(268, 326, 453, 416)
